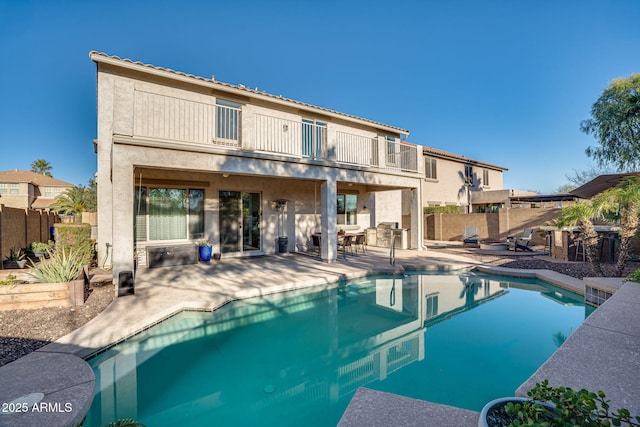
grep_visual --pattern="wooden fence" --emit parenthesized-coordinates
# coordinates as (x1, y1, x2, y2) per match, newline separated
(0, 205, 59, 264)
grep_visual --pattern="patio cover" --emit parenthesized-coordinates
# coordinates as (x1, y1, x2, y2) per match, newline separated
(570, 172, 640, 199)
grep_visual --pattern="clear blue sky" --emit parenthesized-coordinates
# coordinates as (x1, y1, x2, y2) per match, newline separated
(1, 0, 639, 193)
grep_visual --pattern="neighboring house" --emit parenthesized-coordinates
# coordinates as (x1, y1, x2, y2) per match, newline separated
(91, 52, 425, 281)
(421, 146, 507, 213)
(0, 170, 73, 210)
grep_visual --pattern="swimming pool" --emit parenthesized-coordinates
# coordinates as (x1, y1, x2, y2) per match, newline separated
(83, 271, 592, 426)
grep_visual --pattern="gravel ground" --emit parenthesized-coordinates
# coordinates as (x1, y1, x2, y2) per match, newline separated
(0, 277, 113, 367)
(1, 249, 637, 368)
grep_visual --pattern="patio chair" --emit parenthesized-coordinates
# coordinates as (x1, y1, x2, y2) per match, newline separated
(354, 233, 366, 254)
(462, 226, 479, 247)
(338, 235, 354, 258)
(507, 228, 533, 252)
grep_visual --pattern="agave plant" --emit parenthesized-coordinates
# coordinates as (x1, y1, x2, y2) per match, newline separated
(29, 245, 84, 283)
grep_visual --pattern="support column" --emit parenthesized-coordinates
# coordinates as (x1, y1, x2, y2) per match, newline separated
(410, 186, 423, 250)
(111, 147, 135, 286)
(321, 177, 337, 262)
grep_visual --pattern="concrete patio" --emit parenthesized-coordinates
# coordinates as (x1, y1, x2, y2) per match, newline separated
(1, 246, 638, 426)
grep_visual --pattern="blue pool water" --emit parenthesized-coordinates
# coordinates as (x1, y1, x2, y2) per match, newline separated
(83, 272, 592, 427)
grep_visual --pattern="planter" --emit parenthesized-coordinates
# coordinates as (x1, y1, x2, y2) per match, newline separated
(3, 260, 27, 269)
(479, 397, 555, 427)
(198, 245, 213, 262)
(0, 266, 88, 311)
(213, 252, 221, 260)
(277, 237, 288, 254)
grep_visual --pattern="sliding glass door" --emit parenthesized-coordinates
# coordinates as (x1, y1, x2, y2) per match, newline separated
(219, 191, 261, 254)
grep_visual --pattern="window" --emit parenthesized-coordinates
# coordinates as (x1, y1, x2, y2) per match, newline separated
(0, 183, 7, 194)
(426, 293, 439, 319)
(483, 169, 490, 187)
(134, 186, 204, 242)
(337, 194, 357, 225)
(215, 99, 241, 142)
(425, 157, 437, 179)
(302, 119, 326, 159)
(464, 165, 473, 185)
(9, 183, 18, 194)
(43, 186, 63, 197)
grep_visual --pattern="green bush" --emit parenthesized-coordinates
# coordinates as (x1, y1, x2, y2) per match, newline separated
(625, 268, 640, 283)
(423, 206, 463, 214)
(29, 246, 84, 283)
(505, 380, 640, 426)
(54, 223, 93, 265)
(0, 274, 17, 286)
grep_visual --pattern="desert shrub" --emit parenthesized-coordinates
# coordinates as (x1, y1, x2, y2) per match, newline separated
(29, 246, 84, 283)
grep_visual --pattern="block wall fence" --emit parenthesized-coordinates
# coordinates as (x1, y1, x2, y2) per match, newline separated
(425, 208, 562, 245)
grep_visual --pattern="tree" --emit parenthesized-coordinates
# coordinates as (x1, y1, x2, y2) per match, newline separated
(582, 73, 640, 171)
(555, 165, 616, 193)
(557, 176, 640, 277)
(50, 184, 96, 215)
(556, 199, 608, 276)
(31, 159, 52, 177)
(598, 176, 640, 276)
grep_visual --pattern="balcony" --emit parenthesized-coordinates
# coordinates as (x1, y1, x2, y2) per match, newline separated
(132, 91, 419, 174)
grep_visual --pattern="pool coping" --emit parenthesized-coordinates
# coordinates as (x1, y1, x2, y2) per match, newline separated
(1, 249, 637, 426)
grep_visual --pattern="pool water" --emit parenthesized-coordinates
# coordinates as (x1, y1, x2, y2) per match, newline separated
(83, 272, 592, 427)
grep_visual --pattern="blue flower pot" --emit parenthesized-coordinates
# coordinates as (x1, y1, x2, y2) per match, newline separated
(199, 245, 212, 262)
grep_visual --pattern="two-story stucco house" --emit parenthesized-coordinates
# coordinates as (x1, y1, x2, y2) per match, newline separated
(0, 170, 73, 210)
(91, 52, 425, 282)
(421, 147, 507, 213)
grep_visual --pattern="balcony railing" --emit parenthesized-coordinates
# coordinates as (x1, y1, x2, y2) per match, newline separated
(213, 104, 241, 147)
(132, 91, 419, 174)
(255, 114, 326, 160)
(385, 140, 418, 172)
(335, 132, 378, 167)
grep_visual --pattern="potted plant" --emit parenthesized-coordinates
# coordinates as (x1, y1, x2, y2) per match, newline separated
(4, 247, 27, 269)
(197, 240, 213, 262)
(479, 380, 640, 427)
(30, 241, 54, 260)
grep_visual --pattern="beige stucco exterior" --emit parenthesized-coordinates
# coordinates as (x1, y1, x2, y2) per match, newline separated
(421, 149, 506, 211)
(91, 52, 425, 283)
(0, 170, 72, 210)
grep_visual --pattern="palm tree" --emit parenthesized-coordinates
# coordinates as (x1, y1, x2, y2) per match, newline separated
(50, 185, 94, 216)
(598, 176, 640, 276)
(30, 159, 52, 177)
(556, 199, 609, 276)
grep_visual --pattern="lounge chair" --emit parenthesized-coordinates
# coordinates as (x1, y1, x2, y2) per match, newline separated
(462, 226, 479, 247)
(507, 228, 533, 252)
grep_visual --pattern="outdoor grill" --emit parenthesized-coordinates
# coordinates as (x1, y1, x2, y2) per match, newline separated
(374, 222, 409, 249)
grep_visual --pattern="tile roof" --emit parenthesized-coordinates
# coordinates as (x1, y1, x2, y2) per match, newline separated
(0, 170, 74, 187)
(89, 51, 410, 135)
(422, 146, 508, 171)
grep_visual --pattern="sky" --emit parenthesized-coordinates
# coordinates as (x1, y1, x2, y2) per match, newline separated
(0, 0, 639, 193)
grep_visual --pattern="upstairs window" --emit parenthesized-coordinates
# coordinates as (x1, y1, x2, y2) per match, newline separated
(43, 186, 63, 197)
(9, 183, 18, 194)
(464, 164, 473, 185)
(215, 99, 241, 143)
(425, 157, 437, 179)
(0, 183, 7, 194)
(483, 169, 490, 187)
